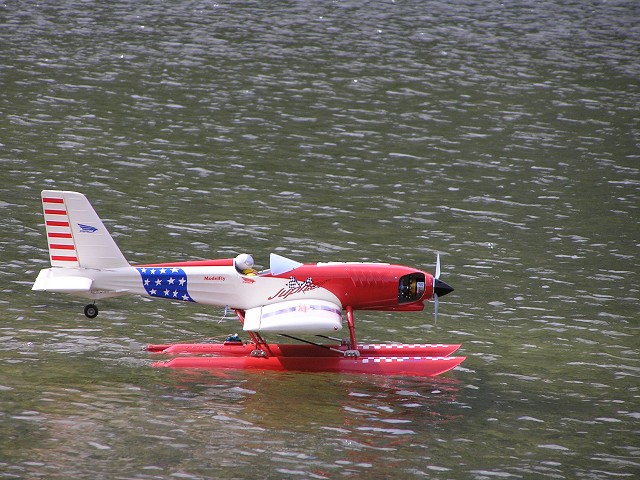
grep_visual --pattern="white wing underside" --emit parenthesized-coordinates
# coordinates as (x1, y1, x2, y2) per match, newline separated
(244, 299, 342, 335)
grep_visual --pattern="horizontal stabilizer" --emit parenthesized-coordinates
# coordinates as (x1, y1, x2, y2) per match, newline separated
(32, 269, 93, 293)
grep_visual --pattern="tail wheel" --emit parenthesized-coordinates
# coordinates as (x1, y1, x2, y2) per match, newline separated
(84, 304, 99, 319)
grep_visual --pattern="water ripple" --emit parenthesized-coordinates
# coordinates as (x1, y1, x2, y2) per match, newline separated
(2, 0, 639, 478)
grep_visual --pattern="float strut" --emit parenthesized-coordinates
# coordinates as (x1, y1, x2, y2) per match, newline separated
(235, 309, 271, 356)
(345, 306, 358, 352)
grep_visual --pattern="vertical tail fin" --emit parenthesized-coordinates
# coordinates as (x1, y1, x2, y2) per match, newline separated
(42, 190, 129, 269)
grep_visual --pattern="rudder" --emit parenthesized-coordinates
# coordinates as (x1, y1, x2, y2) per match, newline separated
(41, 190, 129, 269)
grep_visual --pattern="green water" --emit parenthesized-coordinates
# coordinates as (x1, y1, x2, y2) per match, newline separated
(1, 1, 638, 478)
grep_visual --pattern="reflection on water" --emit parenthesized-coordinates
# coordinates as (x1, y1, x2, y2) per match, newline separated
(3, 363, 464, 478)
(2, 0, 639, 478)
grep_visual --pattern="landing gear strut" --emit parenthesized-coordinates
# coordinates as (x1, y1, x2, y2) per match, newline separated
(84, 303, 99, 319)
(233, 307, 361, 358)
(344, 306, 360, 357)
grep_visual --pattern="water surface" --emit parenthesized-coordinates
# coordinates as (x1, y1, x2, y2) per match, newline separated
(1, 1, 639, 478)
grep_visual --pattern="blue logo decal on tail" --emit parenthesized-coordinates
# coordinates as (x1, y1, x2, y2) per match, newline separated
(136, 267, 195, 303)
(78, 224, 98, 233)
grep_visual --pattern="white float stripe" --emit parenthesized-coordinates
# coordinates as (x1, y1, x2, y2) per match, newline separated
(359, 343, 450, 350)
(361, 356, 454, 363)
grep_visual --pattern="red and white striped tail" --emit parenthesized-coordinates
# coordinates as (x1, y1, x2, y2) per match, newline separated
(40, 190, 129, 269)
(42, 192, 80, 267)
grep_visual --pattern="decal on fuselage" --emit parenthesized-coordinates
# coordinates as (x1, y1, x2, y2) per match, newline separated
(137, 267, 195, 303)
(268, 276, 318, 300)
(204, 275, 226, 281)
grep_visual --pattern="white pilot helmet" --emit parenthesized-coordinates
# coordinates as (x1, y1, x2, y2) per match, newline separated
(235, 253, 255, 271)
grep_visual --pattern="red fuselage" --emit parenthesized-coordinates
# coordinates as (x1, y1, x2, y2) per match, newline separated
(268, 263, 435, 312)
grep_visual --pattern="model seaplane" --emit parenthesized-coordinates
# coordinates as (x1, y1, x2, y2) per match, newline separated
(32, 190, 464, 377)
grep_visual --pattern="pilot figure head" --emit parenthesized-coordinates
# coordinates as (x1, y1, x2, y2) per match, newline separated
(235, 253, 255, 273)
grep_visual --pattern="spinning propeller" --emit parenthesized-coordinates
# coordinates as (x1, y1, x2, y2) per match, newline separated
(432, 253, 454, 321)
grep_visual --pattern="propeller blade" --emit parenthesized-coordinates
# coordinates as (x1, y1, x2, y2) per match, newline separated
(434, 293, 439, 324)
(435, 253, 441, 279)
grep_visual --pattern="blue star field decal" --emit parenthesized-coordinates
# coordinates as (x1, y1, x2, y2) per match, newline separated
(136, 267, 195, 303)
